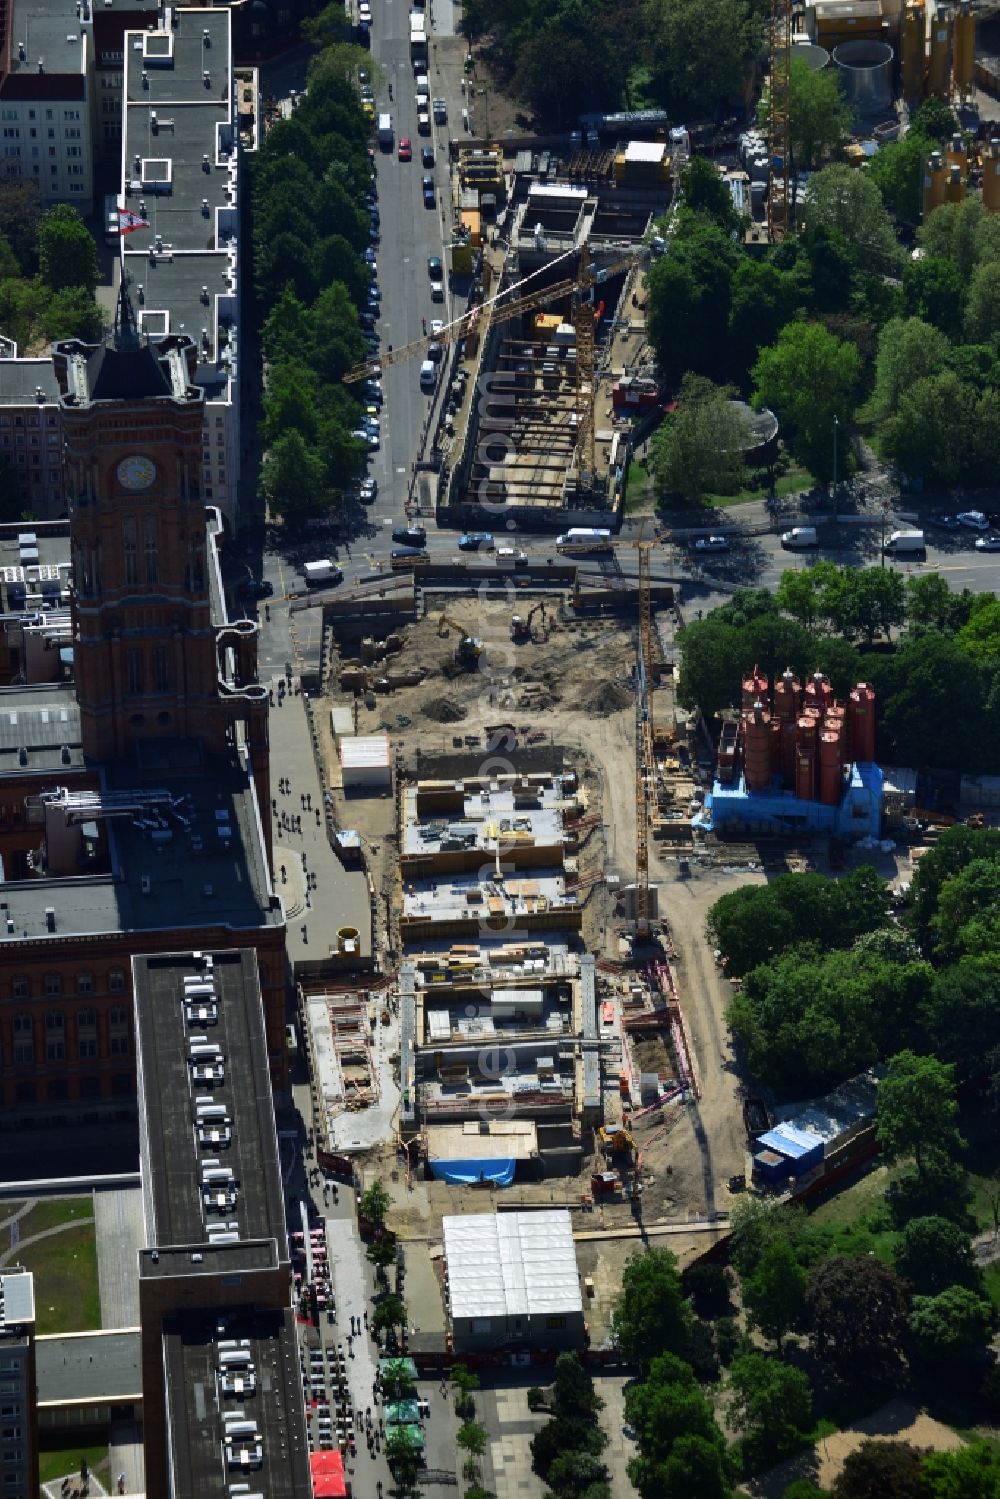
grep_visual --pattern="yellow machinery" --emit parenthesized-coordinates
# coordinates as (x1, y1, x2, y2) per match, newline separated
(436, 613, 483, 666)
(598, 1125, 638, 1157)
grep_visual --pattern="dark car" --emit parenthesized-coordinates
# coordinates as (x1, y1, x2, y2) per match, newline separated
(421, 146, 435, 168)
(240, 577, 273, 600)
(427, 255, 443, 277)
(392, 526, 426, 547)
(930, 513, 961, 530)
(458, 532, 494, 551)
(422, 175, 436, 208)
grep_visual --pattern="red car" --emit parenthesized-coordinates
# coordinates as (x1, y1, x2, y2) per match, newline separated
(397, 137, 412, 161)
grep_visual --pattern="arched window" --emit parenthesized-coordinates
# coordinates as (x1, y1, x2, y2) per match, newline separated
(77, 1008, 97, 1060)
(12, 1014, 31, 1064)
(109, 1006, 129, 1057)
(45, 1011, 65, 1062)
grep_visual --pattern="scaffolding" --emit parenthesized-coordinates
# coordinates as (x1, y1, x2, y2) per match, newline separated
(768, 0, 792, 241)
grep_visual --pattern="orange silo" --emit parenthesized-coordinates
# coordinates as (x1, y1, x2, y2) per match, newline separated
(819, 729, 844, 805)
(805, 670, 833, 715)
(741, 665, 768, 711)
(774, 667, 801, 721)
(795, 745, 817, 801)
(923, 151, 948, 217)
(984, 140, 1000, 212)
(945, 163, 965, 202)
(953, 0, 974, 95)
(902, 0, 926, 103)
(849, 682, 877, 762)
(781, 720, 798, 788)
(928, 5, 953, 96)
(744, 701, 772, 791)
(946, 131, 967, 173)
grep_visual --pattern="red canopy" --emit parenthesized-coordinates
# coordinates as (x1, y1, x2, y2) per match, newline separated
(310, 1450, 347, 1498)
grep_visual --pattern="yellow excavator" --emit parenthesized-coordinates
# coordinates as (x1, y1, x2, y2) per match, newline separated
(437, 612, 484, 667)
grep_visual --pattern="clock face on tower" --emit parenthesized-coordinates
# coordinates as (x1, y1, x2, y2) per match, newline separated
(116, 454, 157, 491)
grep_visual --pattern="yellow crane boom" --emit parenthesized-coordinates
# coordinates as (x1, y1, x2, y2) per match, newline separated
(341, 244, 652, 385)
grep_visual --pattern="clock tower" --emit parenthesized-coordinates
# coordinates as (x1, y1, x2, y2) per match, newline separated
(52, 282, 270, 821)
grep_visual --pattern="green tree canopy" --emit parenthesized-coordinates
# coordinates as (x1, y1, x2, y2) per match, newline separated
(807, 1255, 909, 1386)
(965, 259, 1000, 341)
(803, 166, 899, 274)
(260, 429, 333, 519)
(681, 156, 740, 232)
(647, 219, 740, 389)
(612, 1249, 692, 1368)
(709, 866, 890, 977)
(648, 375, 751, 504)
(918, 197, 986, 282)
(727, 1352, 812, 1466)
(920, 1440, 1000, 1498)
(869, 132, 926, 222)
(910, 1285, 995, 1366)
(37, 205, 98, 294)
(742, 1238, 808, 1349)
(753, 321, 860, 482)
(893, 1215, 980, 1295)
(877, 1051, 965, 1176)
(647, 0, 761, 120)
(830, 1439, 923, 1499)
(625, 1354, 732, 1499)
(902, 255, 966, 338)
(789, 55, 855, 169)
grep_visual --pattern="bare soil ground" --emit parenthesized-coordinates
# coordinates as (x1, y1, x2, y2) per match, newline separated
(319, 597, 757, 1327)
(745, 1400, 967, 1498)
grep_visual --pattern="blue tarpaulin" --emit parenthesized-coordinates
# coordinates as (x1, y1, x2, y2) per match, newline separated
(428, 1157, 516, 1187)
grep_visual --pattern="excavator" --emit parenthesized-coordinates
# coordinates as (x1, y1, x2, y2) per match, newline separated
(594, 1122, 641, 1195)
(436, 612, 484, 667)
(510, 602, 548, 642)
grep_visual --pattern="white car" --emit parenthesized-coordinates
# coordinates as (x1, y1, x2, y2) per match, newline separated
(975, 534, 1000, 551)
(958, 510, 989, 531)
(430, 280, 444, 302)
(430, 319, 444, 338)
(693, 535, 730, 553)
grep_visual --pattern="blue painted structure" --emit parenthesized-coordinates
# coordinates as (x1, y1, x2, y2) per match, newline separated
(697, 762, 883, 839)
(429, 1157, 516, 1187)
(758, 1122, 825, 1178)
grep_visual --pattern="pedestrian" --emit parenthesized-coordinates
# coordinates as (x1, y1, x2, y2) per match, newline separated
(363, 1308, 368, 1329)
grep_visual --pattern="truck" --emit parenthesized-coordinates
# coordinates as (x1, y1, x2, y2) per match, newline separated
(376, 113, 393, 149)
(884, 529, 925, 555)
(780, 526, 818, 549)
(303, 559, 343, 587)
(409, 12, 427, 65)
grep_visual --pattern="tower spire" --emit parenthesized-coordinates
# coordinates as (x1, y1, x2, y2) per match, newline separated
(112, 272, 143, 352)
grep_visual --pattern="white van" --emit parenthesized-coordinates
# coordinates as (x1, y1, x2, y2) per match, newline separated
(780, 526, 818, 549)
(496, 547, 528, 567)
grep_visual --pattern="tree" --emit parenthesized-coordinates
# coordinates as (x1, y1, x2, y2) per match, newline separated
(612, 1249, 692, 1367)
(683, 1262, 733, 1317)
(648, 375, 751, 504)
(909, 1285, 995, 1367)
(380, 1357, 415, 1401)
(869, 635, 991, 773)
(930, 859, 1000, 958)
(918, 196, 986, 282)
(647, 220, 739, 389)
(451, 1364, 480, 1418)
(655, 1433, 734, 1499)
(709, 867, 891, 977)
(885, 1154, 975, 1232)
(729, 1198, 829, 1281)
(877, 1051, 964, 1176)
(869, 132, 926, 223)
(834, 569, 906, 645)
(753, 322, 860, 483)
(911, 96, 959, 141)
(877, 369, 979, 485)
(964, 259, 1000, 341)
(41, 286, 104, 343)
(902, 255, 966, 337)
(728, 259, 800, 384)
(37, 206, 98, 294)
(0, 171, 41, 272)
(545, 1448, 610, 1498)
(531, 1417, 605, 1483)
(742, 1239, 808, 1349)
(359, 1177, 390, 1228)
(457, 1421, 487, 1458)
(904, 572, 973, 634)
(727, 1352, 812, 1466)
(647, 0, 761, 121)
(920, 1441, 1000, 1498)
(681, 156, 739, 232)
(893, 1215, 979, 1295)
(920, 962, 1000, 1080)
(789, 56, 854, 169)
(803, 166, 899, 273)
(625, 1354, 730, 1499)
(370, 1292, 406, 1336)
(385, 1425, 421, 1487)
(831, 1440, 923, 1499)
(260, 429, 330, 518)
(552, 1352, 600, 1418)
(806, 1256, 909, 1385)
(366, 1233, 397, 1287)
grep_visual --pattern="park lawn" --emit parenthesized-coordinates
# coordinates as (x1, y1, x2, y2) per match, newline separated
(807, 1164, 901, 1263)
(704, 464, 816, 508)
(18, 1222, 100, 1335)
(38, 1440, 109, 1486)
(17, 1195, 92, 1240)
(625, 460, 653, 512)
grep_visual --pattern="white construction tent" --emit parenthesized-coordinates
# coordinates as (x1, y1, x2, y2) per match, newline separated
(442, 1209, 584, 1351)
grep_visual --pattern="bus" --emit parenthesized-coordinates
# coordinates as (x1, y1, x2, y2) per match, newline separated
(555, 527, 613, 553)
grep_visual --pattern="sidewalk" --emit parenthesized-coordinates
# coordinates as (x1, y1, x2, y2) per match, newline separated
(266, 689, 374, 965)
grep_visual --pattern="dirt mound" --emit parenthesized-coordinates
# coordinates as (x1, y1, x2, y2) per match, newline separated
(421, 695, 466, 724)
(576, 680, 634, 716)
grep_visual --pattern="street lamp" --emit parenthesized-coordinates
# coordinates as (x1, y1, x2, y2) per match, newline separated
(832, 413, 839, 498)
